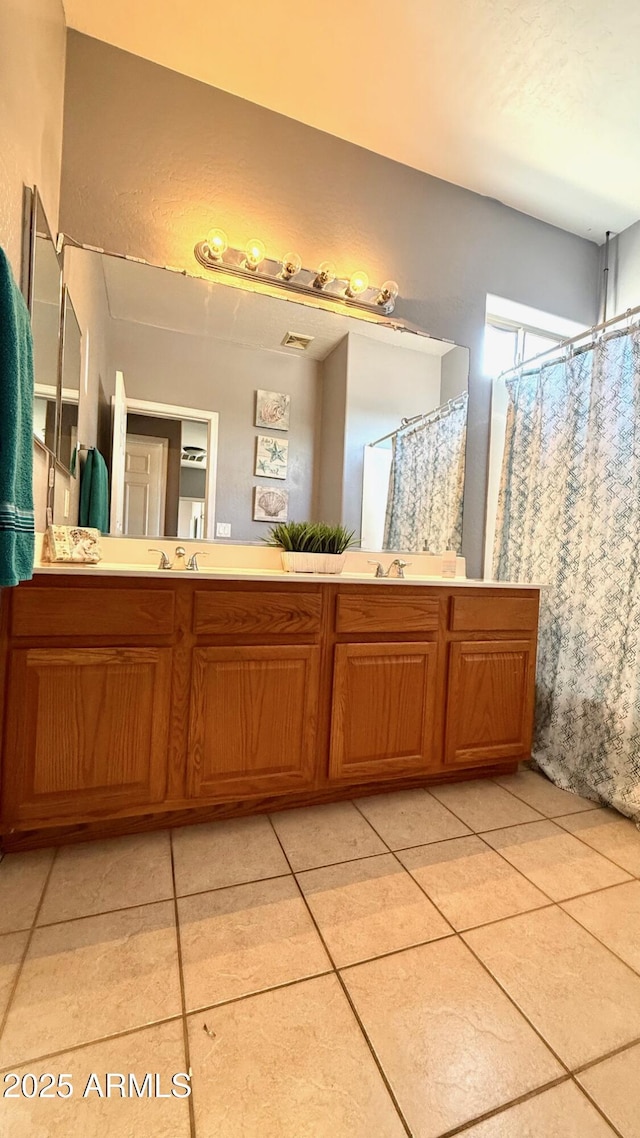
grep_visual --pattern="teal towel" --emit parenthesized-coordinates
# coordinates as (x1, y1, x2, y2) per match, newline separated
(79, 447, 109, 532)
(0, 247, 35, 587)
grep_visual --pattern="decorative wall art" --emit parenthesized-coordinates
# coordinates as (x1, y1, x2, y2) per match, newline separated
(253, 486, 289, 522)
(255, 435, 289, 479)
(255, 389, 290, 432)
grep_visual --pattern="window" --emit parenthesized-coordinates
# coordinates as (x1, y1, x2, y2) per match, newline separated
(483, 319, 565, 377)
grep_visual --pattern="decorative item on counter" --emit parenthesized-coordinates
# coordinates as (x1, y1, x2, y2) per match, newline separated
(253, 486, 289, 522)
(441, 550, 457, 578)
(255, 435, 289, 479)
(255, 390, 290, 432)
(266, 520, 356, 574)
(43, 525, 102, 564)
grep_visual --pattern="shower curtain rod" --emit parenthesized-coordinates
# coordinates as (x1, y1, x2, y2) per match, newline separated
(498, 301, 640, 380)
(368, 393, 468, 448)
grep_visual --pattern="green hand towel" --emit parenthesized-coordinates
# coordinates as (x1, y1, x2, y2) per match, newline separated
(0, 246, 35, 587)
(79, 447, 109, 532)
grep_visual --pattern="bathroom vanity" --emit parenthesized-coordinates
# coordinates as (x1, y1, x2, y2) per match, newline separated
(0, 570, 540, 850)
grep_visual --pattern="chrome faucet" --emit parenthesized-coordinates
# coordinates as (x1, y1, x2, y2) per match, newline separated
(149, 545, 206, 571)
(368, 558, 411, 579)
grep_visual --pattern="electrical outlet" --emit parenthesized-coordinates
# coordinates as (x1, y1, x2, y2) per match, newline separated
(216, 522, 231, 538)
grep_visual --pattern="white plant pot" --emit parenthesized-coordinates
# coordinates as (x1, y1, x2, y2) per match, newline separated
(281, 551, 347, 575)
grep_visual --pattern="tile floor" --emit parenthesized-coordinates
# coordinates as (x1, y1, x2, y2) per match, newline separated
(1, 767, 640, 1136)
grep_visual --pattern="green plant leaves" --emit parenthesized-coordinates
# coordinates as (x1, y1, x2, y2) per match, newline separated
(264, 521, 357, 555)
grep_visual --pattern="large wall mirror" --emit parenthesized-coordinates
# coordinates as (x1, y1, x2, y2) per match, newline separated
(26, 189, 62, 458)
(59, 244, 471, 552)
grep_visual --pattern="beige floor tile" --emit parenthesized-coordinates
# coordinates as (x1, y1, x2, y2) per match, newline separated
(578, 1042, 640, 1138)
(495, 769, 597, 817)
(398, 836, 549, 930)
(558, 808, 640, 876)
(38, 831, 174, 925)
(0, 848, 54, 934)
(0, 931, 28, 1022)
(483, 820, 631, 900)
(188, 974, 407, 1138)
(1, 1020, 191, 1137)
(464, 906, 640, 1068)
(178, 875, 330, 1009)
(563, 880, 640, 973)
(297, 854, 451, 967)
(458, 1081, 618, 1137)
(342, 937, 561, 1138)
(0, 901, 182, 1066)
(270, 801, 386, 871)
(430, 780, 543, 832)
(172, 815, 289, 895)
(353, 789, 470, 849)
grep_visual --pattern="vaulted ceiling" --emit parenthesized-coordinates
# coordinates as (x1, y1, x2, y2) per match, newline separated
(63, 0, 640, 241)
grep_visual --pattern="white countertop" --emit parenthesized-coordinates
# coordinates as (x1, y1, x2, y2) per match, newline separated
(32, 563, 543, 588)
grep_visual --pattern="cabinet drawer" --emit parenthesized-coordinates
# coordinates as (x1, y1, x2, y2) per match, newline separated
(12, 588, 175, 639)
(449, 595, 538, 633)
(194, 590, 321, 636)
(336, 594, 439, 634)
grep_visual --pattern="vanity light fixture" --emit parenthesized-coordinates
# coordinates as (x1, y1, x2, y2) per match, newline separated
(345, 270, 369, 298)
(245, 238, 266, 270)
(313, 260, 337, 290)
(194, 230, 399, 314)
(377, 280, 399, 306)
(206, 227, 228, 261)
(281, 252, 302, 280)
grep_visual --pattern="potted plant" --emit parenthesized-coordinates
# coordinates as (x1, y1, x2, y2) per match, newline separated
(265, 521, 357, 574)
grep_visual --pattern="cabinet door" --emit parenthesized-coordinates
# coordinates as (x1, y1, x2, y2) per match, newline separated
(329, 642, 438, 781)
(3, 648, 172, 822)
(188, 646, 320, 800)
(445, 640, 535, 766)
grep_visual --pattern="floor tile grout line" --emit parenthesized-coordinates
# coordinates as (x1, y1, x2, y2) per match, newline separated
(169, 830, 197, 1138)
(0, 847, 59, 1048)
(428, 1074, 573, 1138)
(490, 775, 640, 878)
(0, 1013, 186, 1076)
(573, 1032, 640, 1075)
(264, 812, 415, 1138)
(570, 1076, 627, 1138)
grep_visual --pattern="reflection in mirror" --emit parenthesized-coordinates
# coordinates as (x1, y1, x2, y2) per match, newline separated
(61, 245, 470, 551)
(28, 190, 61, 454)
(58, 288, 82, 472)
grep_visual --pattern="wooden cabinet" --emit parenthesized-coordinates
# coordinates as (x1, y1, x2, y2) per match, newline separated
(330, 642, 438, 780)
(188, 645, 320, 799)
(0, 577, 540, 850)
(3, 647, 172, 821)
(445, 640, 536, 766)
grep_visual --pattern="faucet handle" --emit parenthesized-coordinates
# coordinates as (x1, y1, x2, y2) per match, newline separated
(186, 551, 208, 571)
(389, 558, 412, 578)
(367, 560, 385, 578)
(148, 548, 171, 570)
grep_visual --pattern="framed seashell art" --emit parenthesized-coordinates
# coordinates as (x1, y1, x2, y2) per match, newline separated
(255, 434, 289, 479)
(255, 389, 290, 432)
(253, 486, 289, 522)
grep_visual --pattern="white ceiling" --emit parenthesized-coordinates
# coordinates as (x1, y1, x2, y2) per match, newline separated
(96, 251, 457, 359)
(63, 0, 640, 241)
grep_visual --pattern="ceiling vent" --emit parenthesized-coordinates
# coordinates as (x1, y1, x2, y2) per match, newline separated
(281, 331, 314, 350)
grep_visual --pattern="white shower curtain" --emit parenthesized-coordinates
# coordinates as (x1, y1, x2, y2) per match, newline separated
(494, 327, 640, 820)
(384, 395, 467, 553)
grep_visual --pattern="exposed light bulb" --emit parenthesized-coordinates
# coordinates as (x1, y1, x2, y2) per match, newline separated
(281, 252, 302, 280)
(377, 279, 399, 306)
(345, 270, 369, 298)
(313, 260, 336, 289)
(206, 227, 228, 261)
(245, 239, 266, 270)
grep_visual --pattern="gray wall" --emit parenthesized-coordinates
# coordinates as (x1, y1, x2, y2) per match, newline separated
(610, 220, 640, 315)
(1, 0, 66, 531)
(108, 320, 320, 541)
(317, 338, 349, 526)
(60, 31, 601, 574)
